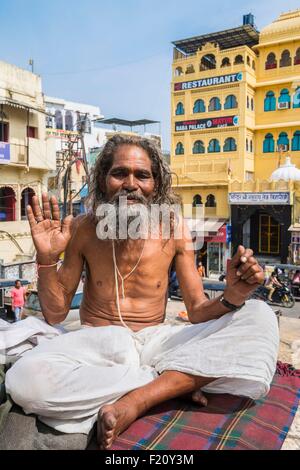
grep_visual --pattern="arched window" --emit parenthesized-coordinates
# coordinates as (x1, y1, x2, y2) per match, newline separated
(263, 133, 275, 153)
(55, 110, 63, 130)
(186, 64, 195, 74)
(247, 56, 250, 66)
(247, 96, 249, 108)
(65, 111, 73, 131)
(264, 91, 276, 111)
(252, 60, 256, 70)
(234, 55, 244, 65)
(208, 97, 221, 111)
(246, 139, 249, 151)
(224, 95, 237, 109)
(175, 142, 184, 155)
(193, 99, 205, 113)
(205, 194, 216, 207)
(223, 137, 237, 152)
(175, 102, 184, 115)
(250, 140, 253, 153)
(294, 48, 300, 65)
(280, 50, 291, 67)
(265, 52, 277, 69)
(208, 139, 220, 153)
(293, 87, 300, 108)
(21, 187, 35, 220)
(221, 57, 230, 67)
(251, 97, 254, 111)
(193, 194, 202, 207)
(175, 67, 183, 76)
(0, 187, 16, 221)
(278, 88, 290, 107)
(200, 54, 216, 71)
(193, 140, 205, 154)
(277, 132, 289, 150)
(292, 131, 300, 151)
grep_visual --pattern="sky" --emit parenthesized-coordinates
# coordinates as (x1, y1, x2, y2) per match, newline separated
(0, 0, 300, 150)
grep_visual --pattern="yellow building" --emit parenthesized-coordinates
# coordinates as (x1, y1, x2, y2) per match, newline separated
(0, 60, 56, 263)
(171, 11, 300, 271)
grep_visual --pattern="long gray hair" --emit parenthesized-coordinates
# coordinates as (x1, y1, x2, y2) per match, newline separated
(85, 134, 181, 219)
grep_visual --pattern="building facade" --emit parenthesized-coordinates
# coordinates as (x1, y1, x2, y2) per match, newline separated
(45, 96, 106, 215)
(171, 11, 300, 271)
(0, 61, 56, 264)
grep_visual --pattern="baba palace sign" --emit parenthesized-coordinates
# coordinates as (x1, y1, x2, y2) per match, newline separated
(174, 72, 243, 91)
(175, 115, 239, 132)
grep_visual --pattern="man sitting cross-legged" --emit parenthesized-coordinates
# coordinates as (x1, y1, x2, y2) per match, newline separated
(5, 135, 279, 449)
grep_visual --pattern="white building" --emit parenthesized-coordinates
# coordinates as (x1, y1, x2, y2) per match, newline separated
(0, 61, 56, 264)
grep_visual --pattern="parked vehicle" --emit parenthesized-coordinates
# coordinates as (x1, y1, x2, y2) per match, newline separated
(251, 283, 295, 308)
(23, 290, 82, 330)
(290, 283, 300, 301)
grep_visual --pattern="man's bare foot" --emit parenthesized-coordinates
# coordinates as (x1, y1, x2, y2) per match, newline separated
(97, 401, 139, 449)
(181, 389, 208, 407)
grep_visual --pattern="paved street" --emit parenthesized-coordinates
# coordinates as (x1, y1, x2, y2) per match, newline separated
(166, 297, 300, 323)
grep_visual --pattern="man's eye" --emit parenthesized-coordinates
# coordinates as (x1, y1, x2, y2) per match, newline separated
(137, 173, 150, 179)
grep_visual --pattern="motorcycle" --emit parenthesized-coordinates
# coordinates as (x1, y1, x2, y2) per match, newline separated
(251, 283, 295, 308)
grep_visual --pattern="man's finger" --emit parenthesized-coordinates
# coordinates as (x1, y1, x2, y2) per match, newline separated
(236, 256, 257, 276)
(230, 245, 246, 268)
(240, 264, 262, 281)
(31, 195, 44, 222)
(26, 205, 37, 230)
(42, 193, 51, 219)
(62, 215, 74, 237)
(50, 196, 60, 221)
(244, 271, 265, 285)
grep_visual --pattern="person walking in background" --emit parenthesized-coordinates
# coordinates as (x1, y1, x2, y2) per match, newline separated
(10, 280, 27, 322)
(197, 261, 206, 278)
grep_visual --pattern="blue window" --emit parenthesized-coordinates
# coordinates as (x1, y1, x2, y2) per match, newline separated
(293, 87, 300, 108)
(292, 131, 300, 151)
(263, 133, 275, 153)
(264, 91, 276, 111)
(223, 138, 237, 152)
(175, 142, 184, 155)
(193, 140, 205, 154)
(277, 132, 289, 150)
(278, 89, 290, 106)
(208, 97, 221, 112)
(175, 102, 184, 115)
(193, 99, 205, 113)
(208, 139, 220, 153)
(224, 95, 237, 109)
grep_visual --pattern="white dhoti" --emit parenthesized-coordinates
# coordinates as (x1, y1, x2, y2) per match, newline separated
(5, 300, 279, 434)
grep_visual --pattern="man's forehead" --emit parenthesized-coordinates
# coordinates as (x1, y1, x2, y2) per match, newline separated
(111, 145, 152, 170)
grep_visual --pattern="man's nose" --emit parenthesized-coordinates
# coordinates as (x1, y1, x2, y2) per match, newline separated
(123, 174, 138, 190)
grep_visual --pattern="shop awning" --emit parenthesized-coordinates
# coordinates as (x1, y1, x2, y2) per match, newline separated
(186, 218, 227, 237)
(288, 224, 300, 232)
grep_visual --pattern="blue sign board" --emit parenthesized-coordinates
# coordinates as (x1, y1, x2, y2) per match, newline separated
(0, 142, 10, 164)
(226, 224, 232, 244)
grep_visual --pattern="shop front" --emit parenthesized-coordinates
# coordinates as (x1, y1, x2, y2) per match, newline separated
(230, 192, 292, 264)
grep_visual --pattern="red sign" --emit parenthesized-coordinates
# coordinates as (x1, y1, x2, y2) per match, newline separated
(206, 225, 227, 243)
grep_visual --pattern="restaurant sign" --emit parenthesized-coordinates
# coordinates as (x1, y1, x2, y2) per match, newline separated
(228, 192, 290, 205)
(175, 115, 238, 132)
(174, 72, 242, 91)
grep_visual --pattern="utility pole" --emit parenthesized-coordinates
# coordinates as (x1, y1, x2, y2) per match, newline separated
(29, 59, 34, 73)
(59, 113, 89, 218)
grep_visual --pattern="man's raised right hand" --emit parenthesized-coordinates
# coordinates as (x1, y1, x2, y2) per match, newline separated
(27, 193, 74, 265)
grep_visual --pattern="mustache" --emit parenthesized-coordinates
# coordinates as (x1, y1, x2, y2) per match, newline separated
(109, 190, 149, 205)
